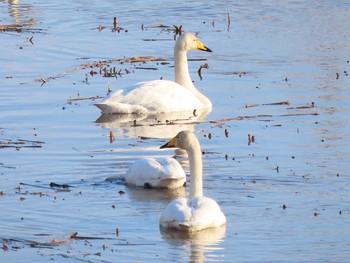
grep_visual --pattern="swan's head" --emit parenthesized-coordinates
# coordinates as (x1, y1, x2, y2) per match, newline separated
(160, 130, 199, 151)
(175, 33, 212, 53)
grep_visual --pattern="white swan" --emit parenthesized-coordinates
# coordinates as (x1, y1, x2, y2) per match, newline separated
(159, 130, 226, 232)
(95, 33, 212, 114)
(125, 157, 186, 189)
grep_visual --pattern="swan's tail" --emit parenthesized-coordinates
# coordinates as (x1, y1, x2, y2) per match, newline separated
(95, 102, 148, 114)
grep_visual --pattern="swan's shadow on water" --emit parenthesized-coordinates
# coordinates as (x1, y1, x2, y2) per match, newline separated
(160, 225, 227, 263)
(95, 108, 211, 139)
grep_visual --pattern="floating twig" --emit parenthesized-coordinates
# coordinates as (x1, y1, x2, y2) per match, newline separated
(49, 182, 72, 189)
(145, 24, 170, 29)
(135, 67, 158, 70)
(0, 24, 23, 32)
(245, 101, 290, 108)
(227, 13, 231, 32)
(263, 101, 290, 106)
(287, 102, 315, 109)
(0, 23, 44, 33)
(67, 96, 104, 103)
(72, 147, 94, 158)
(69, 232, 114, 240)
(20, 182, 52, 190)
(245, 104, 260, 108)
(0, 139, 44, 149)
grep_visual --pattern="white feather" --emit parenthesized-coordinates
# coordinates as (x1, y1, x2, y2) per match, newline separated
(125, 157, 186, 189)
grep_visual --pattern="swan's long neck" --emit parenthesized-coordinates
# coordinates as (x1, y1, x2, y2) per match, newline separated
(187, 141, 203, 198)
(174, 49, 212, 108)
(174, 50, 193, 89)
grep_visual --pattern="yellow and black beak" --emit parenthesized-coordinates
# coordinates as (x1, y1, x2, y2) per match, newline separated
(160, 136, 177, 149)
(196, 39, 212, 52)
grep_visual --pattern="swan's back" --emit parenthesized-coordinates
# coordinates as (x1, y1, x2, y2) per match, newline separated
(125, 157, 186, 189)
(160, 196, 226, 232)
(96, 80, 206, 114)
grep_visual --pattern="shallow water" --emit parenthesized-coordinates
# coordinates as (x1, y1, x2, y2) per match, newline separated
(1, 0, 350, 262)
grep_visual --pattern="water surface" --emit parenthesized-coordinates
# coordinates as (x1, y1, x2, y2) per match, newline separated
(1, 0, 350, 262)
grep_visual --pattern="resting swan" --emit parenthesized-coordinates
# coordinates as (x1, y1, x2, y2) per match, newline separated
(95, 33, 212, 114)
(159, 131, 226, 232)
(125, 157, 186, 189)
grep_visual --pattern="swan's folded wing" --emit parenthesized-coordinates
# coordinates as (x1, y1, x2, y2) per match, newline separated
(156, 157, 186, 180)
(160, 197, 191, 225)
(95, 80, 205, 114)
(125, 158, 163, 186)
(160, 196, 226, 232)
(190, 197, 226, 229)
(125, 158, 185, 188)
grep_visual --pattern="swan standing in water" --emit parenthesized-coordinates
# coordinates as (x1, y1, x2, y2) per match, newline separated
(125, 157, 186, 189)
(159, 131, 226, 232)
(95, 33, 212, 114)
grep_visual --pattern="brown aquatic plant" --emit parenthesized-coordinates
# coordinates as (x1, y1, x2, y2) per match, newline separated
(107, 82, 112, 95)
(40, 78, 46, 86)
(109, 130, 115, 144)
(198, 63, 209, 80)
(248, 134, 255, 145)
(227, 13, 231, 32)
(2, 242, 8, 251)
(113, 17, 117, 29)
(173, 24, 183, 40)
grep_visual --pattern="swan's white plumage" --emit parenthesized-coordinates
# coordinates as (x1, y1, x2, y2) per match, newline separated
(160, 196, 226, 232)
(95, 33, 212, 114)
(96, 80, 205, 114)
(125, 157, 186, 189)
(160, 131, 226, 232)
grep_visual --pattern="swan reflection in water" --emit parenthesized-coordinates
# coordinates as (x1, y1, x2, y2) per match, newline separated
(160, 225, 226, 263)
(95, 108, 211, 139)
(4, 0, 38, 25)
(123, 185, 186, 203)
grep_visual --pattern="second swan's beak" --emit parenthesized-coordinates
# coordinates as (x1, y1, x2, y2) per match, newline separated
(160, 136, 177, 149)
(196, 39, 212, 52)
